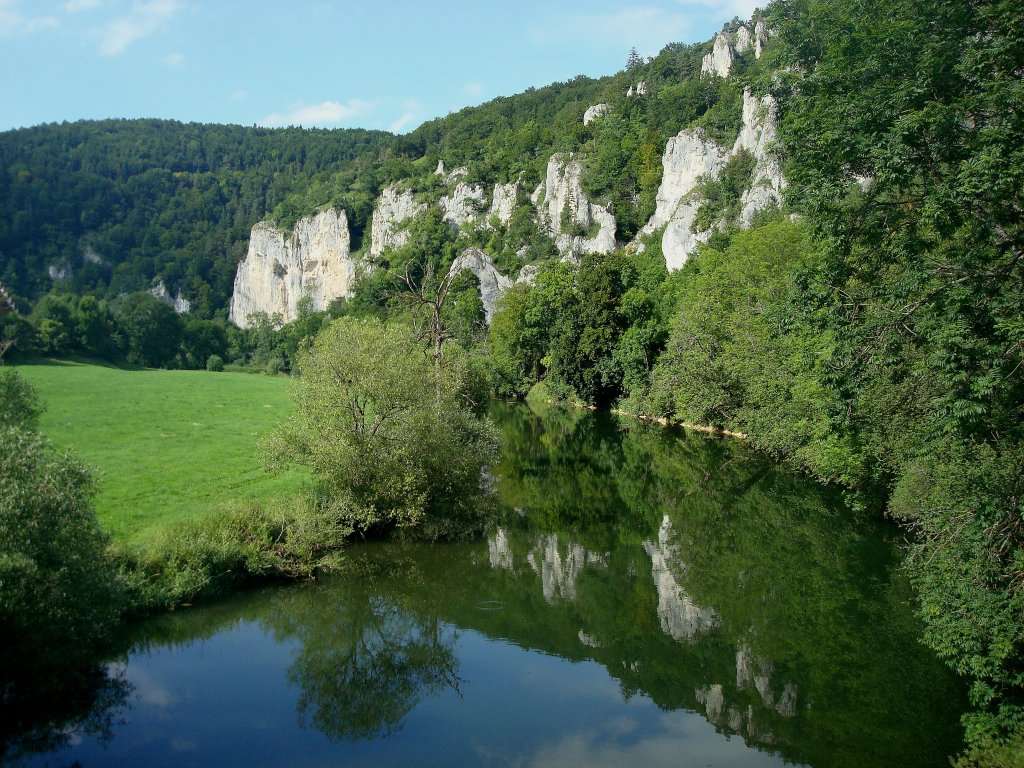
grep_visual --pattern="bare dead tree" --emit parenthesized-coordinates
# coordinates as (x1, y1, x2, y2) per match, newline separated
(396, 261, 460, 404)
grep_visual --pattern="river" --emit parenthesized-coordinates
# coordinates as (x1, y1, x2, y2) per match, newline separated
(20, 400, 966, 767)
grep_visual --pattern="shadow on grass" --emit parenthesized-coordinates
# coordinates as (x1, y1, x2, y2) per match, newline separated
(11, 355, 146, 371)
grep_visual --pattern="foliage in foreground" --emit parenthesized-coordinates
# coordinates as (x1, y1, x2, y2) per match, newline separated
(115, 500, 348, 612)
(263, 316, 499, 540)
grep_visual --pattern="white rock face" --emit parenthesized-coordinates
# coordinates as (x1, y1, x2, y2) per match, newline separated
(369, 185, 426, 257)
(627, 81, 648, 97)
(449, 248, 513, 323)
(638, 130, 727, 270)
(754, 20, 768, 59)
(583, 103, 610, 125)
(150, 281, 191, 314)
(489, 182, 520, 225)
(81, 245, 103, 265)
(643, 516, 719, 642)
(733, 87, 785, 227)
(536, 153, 617, 260)
(638, 87, 785, 269)
(702, 31, 737, 77)
(440, 181, 487, 230)
(734, 25, 753, 54)
(229, 209, 353, 327)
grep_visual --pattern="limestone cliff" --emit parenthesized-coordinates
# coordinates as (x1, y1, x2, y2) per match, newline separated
(638, 87, 784, 270)
(440, 180, 487, 230)
(583, 103, 609, 125)
(449, 248, 537, 323)
(701, 24, 768, 77)
(150, 281, 191, 314)
(536, 153, 617, 260)
(369, 185, 426, 257)
(733, 87, 785, 227)
(489, 182, 520, 224)
(638, 130, 727, 270)
(229, 209, 354, 327)
(702, 31, 737, 78)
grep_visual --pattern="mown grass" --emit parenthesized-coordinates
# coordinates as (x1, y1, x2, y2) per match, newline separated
(14, 359, 307, 544)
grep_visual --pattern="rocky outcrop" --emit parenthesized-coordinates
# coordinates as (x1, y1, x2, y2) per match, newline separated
(754, 20, 769, 59)
(150, 281, 191, 314)
(536, 153, 617, 260)
(702, 24, 768, 78)
(449, 248, 538, 323)
(81, 245, 103, 265)
(229, 209, 354, 327)
(450, 248, 513, 323)
(583, 103, 610, 125)
(643, 516, 719, 642)
(369, 185, 426, 257)
(637, 87, 784, 270)
(638, 130, 727, 270)
(0, 282, 16, 316)
(440, 181, 487, 230)
(733, 87, 785, 227)
(627, 81, 647, 97)
(489, 182, 520, 225)
(702, 32, 737, 77)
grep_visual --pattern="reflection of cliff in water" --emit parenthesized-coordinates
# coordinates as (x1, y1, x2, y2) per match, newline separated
(26, 402, 965, 768)
(470, 400, 966, 767)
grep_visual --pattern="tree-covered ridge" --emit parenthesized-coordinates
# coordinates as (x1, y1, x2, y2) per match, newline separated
(0, 119, 393, 315)
(0, 24, 768, 324)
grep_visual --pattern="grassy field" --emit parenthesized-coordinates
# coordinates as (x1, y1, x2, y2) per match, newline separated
(14, 359, 308, 543)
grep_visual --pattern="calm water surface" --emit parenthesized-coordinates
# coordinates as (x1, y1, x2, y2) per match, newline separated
(23, 401, 965, 767)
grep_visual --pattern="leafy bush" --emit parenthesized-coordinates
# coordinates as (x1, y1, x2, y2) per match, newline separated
(206, 354, 224, 372)
(116, 500, 348, 611)
(262, 317, 498, 539)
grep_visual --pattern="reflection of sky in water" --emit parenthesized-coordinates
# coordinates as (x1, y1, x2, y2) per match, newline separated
(34, 620, 796, 768)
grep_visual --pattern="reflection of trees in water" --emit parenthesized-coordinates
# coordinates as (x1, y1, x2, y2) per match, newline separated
(268, 562, 461, 743)
(0, 660, 130, 765)
(483, 401, 967, 767)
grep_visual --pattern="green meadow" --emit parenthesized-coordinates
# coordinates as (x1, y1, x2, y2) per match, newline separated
(14, 360, 307, 543)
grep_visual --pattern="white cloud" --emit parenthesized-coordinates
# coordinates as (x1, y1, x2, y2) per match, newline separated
(0, 0, 58, 38)
(99, 0, 182, 56)
(387, 101, 420, 134)
(463, 79, 484, 98)
(678, 0, 761, 20)
(260, 99, 373, 128)
(62, 0, 104, 12)
(531, 7, 691, 57)
(229, 89, 247, 101)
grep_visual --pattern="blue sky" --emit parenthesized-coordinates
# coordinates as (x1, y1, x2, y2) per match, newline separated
(0, 0, 759, 134)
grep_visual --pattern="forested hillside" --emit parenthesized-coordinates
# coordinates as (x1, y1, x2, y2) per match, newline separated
(2, 0, 1022, 763)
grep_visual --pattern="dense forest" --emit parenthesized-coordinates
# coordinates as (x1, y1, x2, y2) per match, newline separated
(2, 0, 1022, 764)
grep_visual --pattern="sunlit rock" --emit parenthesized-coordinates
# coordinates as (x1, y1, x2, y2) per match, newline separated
(535, 153, 617, 260)
(229, 209, 353, 327)
(489, 182, 521, 225)
(583, 104, 610, 125)
(440, 181, 487, 231)
(369, 185, 426, 257)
